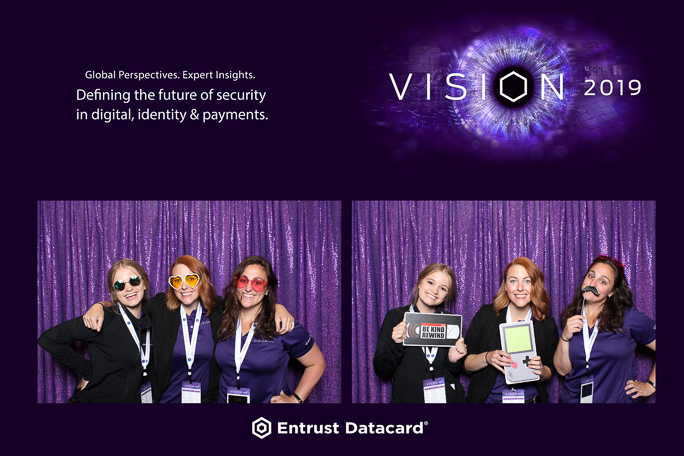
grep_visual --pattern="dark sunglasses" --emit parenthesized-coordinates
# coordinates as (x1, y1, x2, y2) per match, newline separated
(234, 276, 268, 292)
(113, 276, 141, 291)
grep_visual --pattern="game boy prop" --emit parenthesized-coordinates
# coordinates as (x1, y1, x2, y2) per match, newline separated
(403, 313, 462, 347)
(499, 320, 539, 384)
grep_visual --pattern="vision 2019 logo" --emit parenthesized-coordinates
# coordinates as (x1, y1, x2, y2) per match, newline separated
(385, 25, 643, 145)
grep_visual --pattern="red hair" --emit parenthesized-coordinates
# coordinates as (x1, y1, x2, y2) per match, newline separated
(492, 257, 550, 320)
(165, 255, 216, 315)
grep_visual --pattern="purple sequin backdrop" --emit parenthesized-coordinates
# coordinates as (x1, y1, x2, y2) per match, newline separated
(352, 201, 655, 403)
(37, 201, 341, 403)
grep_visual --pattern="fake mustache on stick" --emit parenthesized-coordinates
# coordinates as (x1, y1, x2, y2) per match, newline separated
(582, 286, 600, 296)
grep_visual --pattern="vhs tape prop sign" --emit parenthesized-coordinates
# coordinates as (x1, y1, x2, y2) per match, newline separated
(403, 313, 462, 347)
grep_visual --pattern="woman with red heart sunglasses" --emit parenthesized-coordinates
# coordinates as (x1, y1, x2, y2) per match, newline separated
(215, 255, 326, 403)
(39, 259, 154, 402)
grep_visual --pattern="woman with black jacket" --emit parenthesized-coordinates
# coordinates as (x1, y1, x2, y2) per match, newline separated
(373, 263, 468, 403)
(464, 257, 558, 403)
(38, 259, 153, 403)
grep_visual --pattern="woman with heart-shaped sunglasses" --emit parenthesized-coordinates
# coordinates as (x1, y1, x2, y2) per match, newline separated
(39, 258, 154, 402)
(82, 255, 295, 403)
(215, 255, 326, 403)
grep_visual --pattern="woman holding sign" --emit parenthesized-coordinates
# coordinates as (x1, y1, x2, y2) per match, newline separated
(464, 257, 558, 403)
(215, 255, 325, 403)
(38, 259, 153, 402)
(373, 263, 467, 403)
(554, 255, 656, 403)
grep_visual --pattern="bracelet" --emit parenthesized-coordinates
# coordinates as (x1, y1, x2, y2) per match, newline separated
(293, 392, 303, 403)
(484, 351, 490, 365)
(647, 379, 656, 390)
(560, 334, 570, 342)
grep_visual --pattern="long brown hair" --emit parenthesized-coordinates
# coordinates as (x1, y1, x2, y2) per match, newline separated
(165, 255, 216, 315)
(561, 255, 634, 333)
(409, 263, 457, 310)
(218, 256, 278, 341)
(492, 257, 550, 321)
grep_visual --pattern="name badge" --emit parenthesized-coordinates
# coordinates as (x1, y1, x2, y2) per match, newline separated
(423, 377, 447, 403)
(227, 386, 250, 403)
(141, 382, 152, 403)
(502, 389, 525, 404)
(580, 375, 594, 403)
(182, 381, 202, 403)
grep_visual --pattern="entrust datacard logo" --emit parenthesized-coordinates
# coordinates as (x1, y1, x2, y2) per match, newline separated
(252, 417, 272, 439)
(251, 417, 425, 439)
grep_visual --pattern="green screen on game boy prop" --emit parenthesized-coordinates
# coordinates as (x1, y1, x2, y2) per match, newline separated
(504, 326, 532, 353)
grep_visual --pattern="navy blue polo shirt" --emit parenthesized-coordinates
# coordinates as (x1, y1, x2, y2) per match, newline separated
(216, 322, 314, 403)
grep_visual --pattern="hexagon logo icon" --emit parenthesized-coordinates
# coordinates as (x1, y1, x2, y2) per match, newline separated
(499, 71, 528, 103)
(252, 417, 272, 439)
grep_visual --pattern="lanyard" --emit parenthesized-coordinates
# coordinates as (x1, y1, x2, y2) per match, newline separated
(234, 316, 256, 389)
(181, 305, 202, 382)
(118, 303, 151, 376)
(506, 306, 533, 323)
(581, 304, 599, 370)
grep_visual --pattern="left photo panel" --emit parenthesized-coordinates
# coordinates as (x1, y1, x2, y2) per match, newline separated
(37, 201, 341, 404)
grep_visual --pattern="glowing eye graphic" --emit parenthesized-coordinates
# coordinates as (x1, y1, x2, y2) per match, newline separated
(451, 26, 578, 144)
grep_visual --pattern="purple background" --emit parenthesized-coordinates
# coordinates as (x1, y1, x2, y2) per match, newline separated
(37, 201, 341, 403)
(13, 0, 674, 453)
(352, 201, 655, 403)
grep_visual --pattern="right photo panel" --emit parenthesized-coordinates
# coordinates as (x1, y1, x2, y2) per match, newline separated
(352, 201, 655, 404)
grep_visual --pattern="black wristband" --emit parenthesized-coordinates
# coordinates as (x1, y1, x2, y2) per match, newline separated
(560, 334, 570, 342)
(484, 351, 490, 365)
(293, 392, 303, 403)
(646, 379, 656, 390)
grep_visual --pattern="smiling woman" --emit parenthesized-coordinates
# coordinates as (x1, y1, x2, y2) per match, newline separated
(464, 257, 558, 403)
(215, 255, 326, 403)
(38, 259, 153, 403)
(373, 263, 468, 403)
(554, 255, 656, 403)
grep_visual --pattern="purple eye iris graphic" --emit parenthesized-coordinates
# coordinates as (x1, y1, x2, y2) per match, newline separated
(450, 26, 578, 145)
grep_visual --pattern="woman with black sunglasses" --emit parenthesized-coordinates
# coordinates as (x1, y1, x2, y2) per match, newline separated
(215, 255, 326, 403)
(554, 255, 656, 403)
(38, 259, 153, 402)
(82, 255, 295, 402)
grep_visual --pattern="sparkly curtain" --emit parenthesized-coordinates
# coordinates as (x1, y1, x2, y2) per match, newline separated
(37, 201, 341, 403)
(352, 201, 656, 403)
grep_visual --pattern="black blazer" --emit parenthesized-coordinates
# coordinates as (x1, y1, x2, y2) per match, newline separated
(464, 304, 559, 403)
(146, 293, 224, 402)
(374, 304, 466, 403)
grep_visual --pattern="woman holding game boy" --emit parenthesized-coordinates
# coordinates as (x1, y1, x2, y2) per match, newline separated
(82, 255, 295, 402)
(554, 255, 656, 403)
(214, 255, 325, 403)
(464, 257, 558, 403)
(39, 259, 153, 402)
(373, 263, 468, 403)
